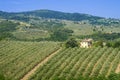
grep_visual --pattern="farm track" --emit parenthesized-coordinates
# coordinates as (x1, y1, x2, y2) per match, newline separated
(115, 64, 120, 73)
(20, 48, 62, 80)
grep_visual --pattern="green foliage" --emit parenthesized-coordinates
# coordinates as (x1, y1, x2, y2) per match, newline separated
(0, 20, 19, 41)
(0, 20, 18, 32)
(108, 73, 120, 80)
(1, 10, 120, 26)
(0, 74, 5, 80)
(16, 10, 102, 22)
(93, 40, 104, 47)
(65, 38, 79, 48)
(10, 16, 30, 22)
(0, 41, 59, 80)
(30, 19, 65, 31)
(30, 47, 120, 80)
(106, 40, 120, 48)
(50, 29, 73, 41)
(32, 74, 120, 80)
(79, 33, 120, 41)
(0, 32, 13, 41)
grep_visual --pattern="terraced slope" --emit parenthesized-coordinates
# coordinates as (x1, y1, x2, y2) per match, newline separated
(30, 47, 120, 80)
(0, 41, 59, 80)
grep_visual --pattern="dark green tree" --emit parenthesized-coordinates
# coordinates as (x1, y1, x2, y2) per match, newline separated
(0, 74, 5, 80)
(93, 40, 104, 47)
(106, 40, 120, 48)
(65, 38, 79, 48)
(50, 29, 73, 41)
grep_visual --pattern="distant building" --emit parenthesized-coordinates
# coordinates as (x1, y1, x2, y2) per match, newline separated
(80, 39, 93, 48)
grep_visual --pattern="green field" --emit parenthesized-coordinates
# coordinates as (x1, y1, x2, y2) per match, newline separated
(12, 29, 49, 40)
(63, 20, 120, 36)
(29, 47, 120, 80)
(1, 42, 120, 80)
(0, 41, 59, 80)
(64, 20, 94, 36)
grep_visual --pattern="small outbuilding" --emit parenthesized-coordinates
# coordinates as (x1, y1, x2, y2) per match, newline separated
(80, 39, 93, 48)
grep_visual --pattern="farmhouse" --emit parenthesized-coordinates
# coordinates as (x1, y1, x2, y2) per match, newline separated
(80, 39, 93, 48)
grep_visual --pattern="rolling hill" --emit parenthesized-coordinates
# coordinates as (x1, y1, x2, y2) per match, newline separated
(0, 9, 120, 26)
(0, 9, 120, 80)
(0, 9, 120, 41)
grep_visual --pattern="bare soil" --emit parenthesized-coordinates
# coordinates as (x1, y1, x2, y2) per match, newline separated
(115, 64, 120, 73)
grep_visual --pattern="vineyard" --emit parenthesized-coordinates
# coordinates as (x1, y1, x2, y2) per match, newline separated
(29, 47, 120, 80)
(0, 41, 120, 80)
(0, 41, 59, 80)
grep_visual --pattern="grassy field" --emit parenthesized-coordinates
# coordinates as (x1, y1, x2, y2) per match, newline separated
(0, 41, 59, 80)
(63, 20, 120, 36)
(1, 41, 120, 80)
(1, 19, 119, 41)
(63, 20, 94, 36)
(29, 47, 120, 80)
(12, 29, 49, 40)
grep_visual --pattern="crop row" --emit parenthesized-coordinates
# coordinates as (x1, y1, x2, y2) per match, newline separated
(0, 41, 59, 80)
(30, 47, 120, 80)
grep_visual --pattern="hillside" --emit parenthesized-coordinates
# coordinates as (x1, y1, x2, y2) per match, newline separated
(0, 10, 102, 21)
(0, 9, 120, 26)
(0, 9, 120, 80)
(0, 10, 120, 41)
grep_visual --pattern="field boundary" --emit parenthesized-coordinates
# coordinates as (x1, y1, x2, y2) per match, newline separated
(20, 48, 61, 80)
(115, 64, 120, 73)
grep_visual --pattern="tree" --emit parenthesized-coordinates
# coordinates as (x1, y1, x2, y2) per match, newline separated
(106, 40, 120, 48)
(0, 21, 17, 32)
(0, 32, 13, 41)
(0, 74, 5, 80)
(65, 38, 79, 48)
(50, 29, 73, 41)
(112, 41, 120, 48)
(93, 40, 104, 47)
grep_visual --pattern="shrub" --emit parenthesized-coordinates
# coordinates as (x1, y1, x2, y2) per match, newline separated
(65, 38, 79, 48)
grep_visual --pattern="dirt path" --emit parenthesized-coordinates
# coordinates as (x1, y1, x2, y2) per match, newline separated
(20, 48, 61, 80)
(115, 64, 120, 73)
